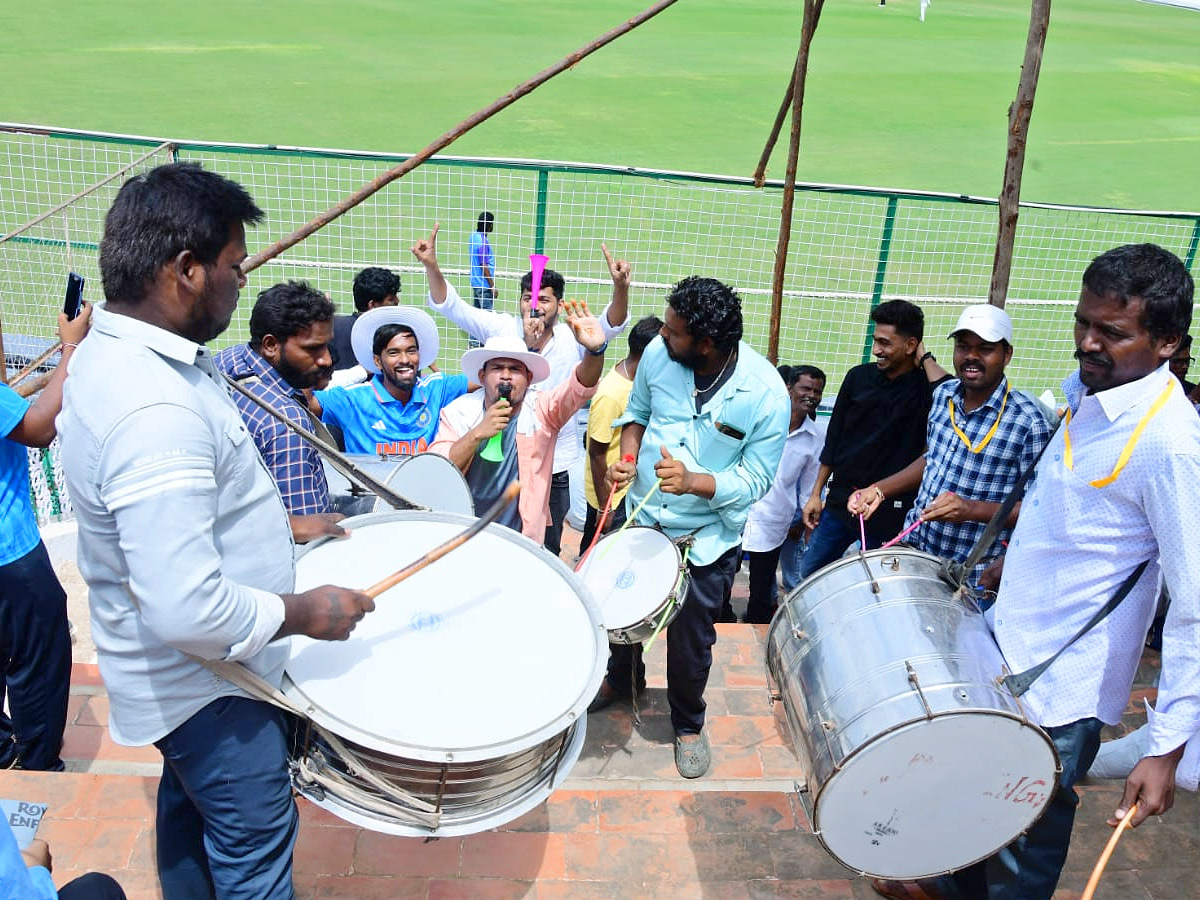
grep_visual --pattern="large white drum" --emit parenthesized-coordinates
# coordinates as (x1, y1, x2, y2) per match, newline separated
(284, 510, 606, 836)
(765, 548, 1059, 879)
(577, 527, 688, 644)
(326, 452, 474, 517)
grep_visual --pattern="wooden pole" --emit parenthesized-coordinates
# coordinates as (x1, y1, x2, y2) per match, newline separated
(752, 54, 800, 188)
(766, 0, 825, 364)
(241, 0, 682, 275)
(988, 0, 1052, 308)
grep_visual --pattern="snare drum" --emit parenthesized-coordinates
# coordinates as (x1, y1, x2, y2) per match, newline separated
(327, 452, 474, 517)
(765, 548, 1059, 879)
(285, 510, 606, 836)
(577, 527, 688, 644)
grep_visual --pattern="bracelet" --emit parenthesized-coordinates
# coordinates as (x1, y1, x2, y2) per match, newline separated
(587, 341, 608, 357)
(919, 351, 935, 367)
(61, 342, 79, 350)
(873, 485, 885, 503)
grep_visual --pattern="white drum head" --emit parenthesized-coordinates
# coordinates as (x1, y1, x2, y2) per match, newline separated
(285, 511, 605, 761)
(815, 712, 1059, 878)
(577, 527, 681, 630)
(387, 453, 474, 516)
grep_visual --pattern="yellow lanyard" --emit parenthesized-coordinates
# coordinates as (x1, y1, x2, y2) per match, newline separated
(948, 385, 1008, 454)
(1063, 379, 1175, 488)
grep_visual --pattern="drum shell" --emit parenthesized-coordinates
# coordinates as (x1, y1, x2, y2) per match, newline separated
(578, 527, 689, 645)
(765, 548, 1059, 879)
(285, 510, 606, 836)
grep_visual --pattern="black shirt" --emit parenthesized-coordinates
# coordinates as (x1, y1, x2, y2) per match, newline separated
(820, 362, 940, 541)
(329, 313, 359, 372)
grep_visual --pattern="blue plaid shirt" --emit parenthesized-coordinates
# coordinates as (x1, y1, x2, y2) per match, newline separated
(905, 377, 1052, 585)
(214, 343, 330, 516)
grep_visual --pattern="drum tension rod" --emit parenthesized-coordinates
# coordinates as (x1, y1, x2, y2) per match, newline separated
(905, 661, 934, 720)
(857, 550, 881, 594)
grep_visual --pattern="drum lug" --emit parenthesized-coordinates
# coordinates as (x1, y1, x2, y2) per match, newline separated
(905, 660, 934, 720)
(791, 626, 808, 641)
(767, 691, 782, 705)
(793, 779, 818, 834)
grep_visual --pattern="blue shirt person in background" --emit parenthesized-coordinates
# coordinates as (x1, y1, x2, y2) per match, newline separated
(215, 281, 337, 519)
(469, 211, 496, 311)
(598, 276, 789, 780)
(0, 304, 89, 772)
(313, 305, 470, 456)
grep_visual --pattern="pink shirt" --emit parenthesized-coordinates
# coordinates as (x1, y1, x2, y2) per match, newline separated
(432, 371, 596, 542)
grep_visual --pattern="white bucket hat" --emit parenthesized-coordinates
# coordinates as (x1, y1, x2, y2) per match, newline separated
(461, 335, 551, 384)
(352, 306, 440, 373)
(949, 304, 1013, 344)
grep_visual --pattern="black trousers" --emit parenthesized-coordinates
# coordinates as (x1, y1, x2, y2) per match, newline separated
(0, 541, 70, 771)
(607, 544, 740, 735)
(543, 470, 571, 557)
(744, 546, 784, 624)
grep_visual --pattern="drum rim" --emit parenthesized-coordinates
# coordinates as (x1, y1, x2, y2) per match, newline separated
(809, 708, 1061, 878)
(293, 717, 588, 837)
(765, 546, 950, 653)
(285, 509, 608, 762)
(578, 526, 684, 631)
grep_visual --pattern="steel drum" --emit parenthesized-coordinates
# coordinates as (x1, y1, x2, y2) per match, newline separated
(577, 527, 689, 644)
(284, 510, 606, 836)
(765, 547, 1059, 879)
(326, 452, 474, 517)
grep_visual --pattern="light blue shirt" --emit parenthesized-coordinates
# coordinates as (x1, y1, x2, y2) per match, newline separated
(56, 306, 293, 746)
(469, 231, 494, 291)
(615, 338, 789, 566)
(1, 818, 55, 900)
(316, 371, 470, 455)
(0, 385, 40, 567)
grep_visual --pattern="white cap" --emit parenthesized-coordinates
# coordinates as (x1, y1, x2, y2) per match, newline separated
(949, 304, 1013, 344)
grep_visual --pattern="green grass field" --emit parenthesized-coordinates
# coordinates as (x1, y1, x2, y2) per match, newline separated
(2, 0, 1199, 210)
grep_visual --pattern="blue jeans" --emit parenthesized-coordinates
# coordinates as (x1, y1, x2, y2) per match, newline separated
(544, 471, 571, 557)
(951, 717, 1104, 900)
(154, 697, 299, 900)
(779, 532, 806, 594)
(0, 541, 70, 771)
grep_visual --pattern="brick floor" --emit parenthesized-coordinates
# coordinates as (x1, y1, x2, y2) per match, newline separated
(8, 536, 1195, 899)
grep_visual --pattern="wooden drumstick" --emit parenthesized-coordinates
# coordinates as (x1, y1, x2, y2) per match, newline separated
(1080, 802, 1138, 900)
(363, 480, 521, 599)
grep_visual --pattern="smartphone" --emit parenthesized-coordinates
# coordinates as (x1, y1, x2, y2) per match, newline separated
(64, 272, 85, 320)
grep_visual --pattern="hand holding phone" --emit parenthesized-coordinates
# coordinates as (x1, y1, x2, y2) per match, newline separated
(63, 272, 84, 321)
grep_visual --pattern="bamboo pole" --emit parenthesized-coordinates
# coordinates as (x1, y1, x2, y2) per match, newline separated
(752, 53, 801, 189)
(988, 0, 1052, 308)
(766, 0, 825, 364)
(241, 0, 682, 275)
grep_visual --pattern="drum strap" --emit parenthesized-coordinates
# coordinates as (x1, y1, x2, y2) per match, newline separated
(940, 410, 1065, 590)
(1000, 559, 1150, 697)
(195, 657, 442, 827)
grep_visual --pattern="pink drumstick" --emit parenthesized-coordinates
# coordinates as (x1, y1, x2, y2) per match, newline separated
(528, 253, 549, 313)
(881, 519, 921, 549)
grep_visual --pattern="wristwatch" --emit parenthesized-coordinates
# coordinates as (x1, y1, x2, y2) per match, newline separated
(919, 351, 935, 367)
(587, 341, 609, 357)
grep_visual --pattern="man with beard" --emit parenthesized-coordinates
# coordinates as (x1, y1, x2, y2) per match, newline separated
(412, 223, 629, 558)
(57, 162, 374, 900)
(215, 280, 337, 519)
(599, 277, 789, 778)
(848, 304, 1052, 598)
(740, 364, 826, 624)
(800, 299, 948, 577)
(431, 301, 608, 539)
(872, 244, 1200, 900)
(312, 306, 470, 456)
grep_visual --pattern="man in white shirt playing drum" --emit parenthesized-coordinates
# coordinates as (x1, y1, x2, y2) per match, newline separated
(875, 243, 1200, 900)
